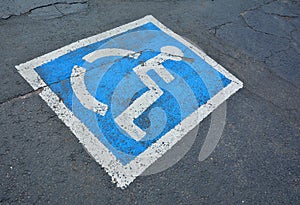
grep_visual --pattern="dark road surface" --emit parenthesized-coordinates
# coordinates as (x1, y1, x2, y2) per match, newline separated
(0, 0, 299, 204)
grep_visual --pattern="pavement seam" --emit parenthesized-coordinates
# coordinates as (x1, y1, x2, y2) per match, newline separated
(244, 87, 299, 128)
(0, 88, 43, 106)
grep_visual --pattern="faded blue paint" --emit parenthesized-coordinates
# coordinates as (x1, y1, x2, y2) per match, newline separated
(35, 22, 231, 165)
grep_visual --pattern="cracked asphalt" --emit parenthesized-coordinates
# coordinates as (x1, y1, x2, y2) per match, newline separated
(0, 0, 299, 204)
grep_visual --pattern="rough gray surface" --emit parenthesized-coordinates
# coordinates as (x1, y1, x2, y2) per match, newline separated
(0, 0, 87, 19)
(0, 0, 299, 204)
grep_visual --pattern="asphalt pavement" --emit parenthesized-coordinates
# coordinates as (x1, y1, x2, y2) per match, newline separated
(0, 0, 299, 204)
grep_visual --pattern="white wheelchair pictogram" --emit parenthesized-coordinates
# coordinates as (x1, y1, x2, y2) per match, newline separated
(70, 46, 184, 141)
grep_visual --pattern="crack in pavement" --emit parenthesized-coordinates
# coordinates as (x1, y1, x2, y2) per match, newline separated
(239, 13, 291, 41)
(54, 4, 65, 16)
(209, 22, 233, 36)
(265, 12, 298, 19)
(239, 0, 279, 16)
(239, 0, 298, 41)
(1, 1, 88, 20)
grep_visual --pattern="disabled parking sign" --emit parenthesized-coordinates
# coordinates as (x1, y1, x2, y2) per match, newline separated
(16, 15, 243, 188)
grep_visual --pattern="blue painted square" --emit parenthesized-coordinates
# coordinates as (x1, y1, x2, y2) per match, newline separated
(35, 22, 231, 165)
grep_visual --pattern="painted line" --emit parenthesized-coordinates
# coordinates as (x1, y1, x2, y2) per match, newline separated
(115, 46, 181, 141)
(70, 48, 141, 116)
(83, 48, 140, 63)
(71, 65, 108, 116)
(15, 15, 243, 188)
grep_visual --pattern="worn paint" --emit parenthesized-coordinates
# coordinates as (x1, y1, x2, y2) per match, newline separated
(15, 15, 243, 188)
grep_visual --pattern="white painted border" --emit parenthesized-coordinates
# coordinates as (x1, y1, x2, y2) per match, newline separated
(15, 15, 243, 188)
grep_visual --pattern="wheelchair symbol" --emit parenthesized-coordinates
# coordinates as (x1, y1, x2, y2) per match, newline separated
(70, 46, 184, 141)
